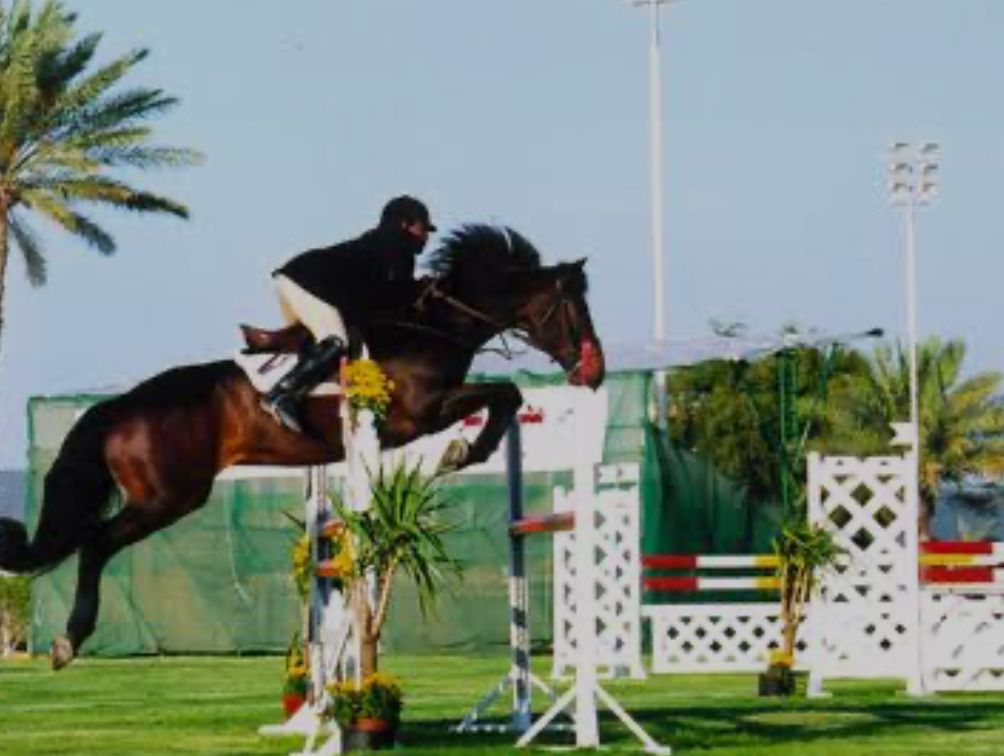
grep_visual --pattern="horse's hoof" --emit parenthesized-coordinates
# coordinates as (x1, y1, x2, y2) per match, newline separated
(436, 439, 471, 475)
(51, 635, 75, 671)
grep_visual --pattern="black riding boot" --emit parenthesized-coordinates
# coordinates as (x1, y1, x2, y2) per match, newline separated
(261, 336, 346, 434)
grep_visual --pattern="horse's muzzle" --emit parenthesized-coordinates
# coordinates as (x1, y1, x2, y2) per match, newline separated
(568, 338, 605, 389)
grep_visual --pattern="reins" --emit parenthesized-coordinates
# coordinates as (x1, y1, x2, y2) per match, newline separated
(413, 278, 575, 360)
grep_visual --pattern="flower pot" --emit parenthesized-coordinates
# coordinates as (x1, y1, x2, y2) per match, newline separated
(282, 692, 306, 719)
(758, 665, 796, 697)
(344, 718, 396, 751)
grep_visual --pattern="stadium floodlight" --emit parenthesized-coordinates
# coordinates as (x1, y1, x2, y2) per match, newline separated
(885, 141, 940, 451)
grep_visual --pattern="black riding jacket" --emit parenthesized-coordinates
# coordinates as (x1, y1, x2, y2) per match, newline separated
(274, 225, 422, 325)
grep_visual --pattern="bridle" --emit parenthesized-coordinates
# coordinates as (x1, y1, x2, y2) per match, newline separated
(415, 276, 583, 363)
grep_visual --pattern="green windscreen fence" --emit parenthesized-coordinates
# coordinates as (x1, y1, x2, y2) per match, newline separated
(26, 370, 781, 657)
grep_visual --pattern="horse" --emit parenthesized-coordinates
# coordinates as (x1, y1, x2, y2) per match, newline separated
(0, 224, 604, 669)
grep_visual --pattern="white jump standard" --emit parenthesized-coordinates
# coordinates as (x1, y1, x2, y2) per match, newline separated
(517, 460, 668, 754)
(454, 389, 668, 752)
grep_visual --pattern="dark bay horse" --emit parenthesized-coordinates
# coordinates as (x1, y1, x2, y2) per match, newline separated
(0, 224, 604, 668)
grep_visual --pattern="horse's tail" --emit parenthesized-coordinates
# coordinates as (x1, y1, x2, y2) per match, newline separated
(0, 402, 116, 575)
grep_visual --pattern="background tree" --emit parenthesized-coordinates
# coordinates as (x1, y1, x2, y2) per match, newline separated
(821, 338, 1004, 536)
(666, 344, 869, 510)
(0, 0, 201, 356)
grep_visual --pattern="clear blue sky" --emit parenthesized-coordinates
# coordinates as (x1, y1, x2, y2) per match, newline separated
(2, 0, 1003, 467)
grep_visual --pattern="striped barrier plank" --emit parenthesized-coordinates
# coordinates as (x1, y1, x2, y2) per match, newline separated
(920, 553, 1004, 567)
(921, 541, 1004, 555)
(921, 566, 1004, 585)
(315, 560, 345, 579)
(508, 512, 575, 536)
(643, 554, 778, 570)
(643, 575, 780, 592)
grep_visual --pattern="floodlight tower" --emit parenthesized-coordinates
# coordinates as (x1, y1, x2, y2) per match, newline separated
(628, 0, 677, 430)
(887, 142, 939, 450)
(629, 0, 677, 346)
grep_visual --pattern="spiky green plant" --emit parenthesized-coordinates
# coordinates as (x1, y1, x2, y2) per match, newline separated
(773, 520, 842, 666)
(0, 0, 201, 354)
(333, 461, 461, 676)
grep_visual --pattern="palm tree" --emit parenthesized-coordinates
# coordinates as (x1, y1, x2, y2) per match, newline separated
(334, 461, 461, 677)
(0, 0, 201, 355)
(822, 338, 1004, 536)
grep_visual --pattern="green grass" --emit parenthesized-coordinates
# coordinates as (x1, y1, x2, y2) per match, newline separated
(1, 653, 1004, 755)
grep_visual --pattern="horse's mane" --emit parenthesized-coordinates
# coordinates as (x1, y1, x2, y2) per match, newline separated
(425, 225, 541, 286)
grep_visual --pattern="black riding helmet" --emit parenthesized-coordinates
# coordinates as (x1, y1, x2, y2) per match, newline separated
(380, 195, 436, 233)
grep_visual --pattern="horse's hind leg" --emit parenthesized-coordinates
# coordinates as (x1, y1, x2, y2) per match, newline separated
(52, 504, 183, 670)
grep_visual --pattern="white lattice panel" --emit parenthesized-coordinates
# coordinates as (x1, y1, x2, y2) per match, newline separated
(552, 463, 644, 680)
(807, 453, 923, 693)
(644, 603, 809, 673)
(922, 590, 1004, 691)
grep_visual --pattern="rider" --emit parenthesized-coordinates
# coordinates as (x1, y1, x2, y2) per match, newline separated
(261, 195, 437, 433)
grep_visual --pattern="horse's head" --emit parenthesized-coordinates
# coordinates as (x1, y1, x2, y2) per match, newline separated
(509, 260, 605, 389)
(427, 225, 605, 389)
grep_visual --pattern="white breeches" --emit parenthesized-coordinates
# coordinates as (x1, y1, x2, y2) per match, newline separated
(273, 274, 347, 343)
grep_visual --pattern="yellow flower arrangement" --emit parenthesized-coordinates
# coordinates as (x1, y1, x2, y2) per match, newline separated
(291, 533, 311, 601)
(343, 359, 394, 420)
(326, 673, 403, 727)
(283, 633, 310, 697)
(292, 523, 355, 598)
(324, 524, 356, 580)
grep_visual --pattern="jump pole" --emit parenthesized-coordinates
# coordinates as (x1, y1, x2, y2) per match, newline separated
(453, 418, 570, 734)
(508, 416, 532, 732)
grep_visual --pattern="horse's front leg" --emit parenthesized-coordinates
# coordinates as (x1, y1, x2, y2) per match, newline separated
(434, 381, 522, 474)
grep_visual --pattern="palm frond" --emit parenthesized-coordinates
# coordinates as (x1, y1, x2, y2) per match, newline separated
(0, 22, 42, 157)
(9, 212, 46, 285)
(46, 48, 149, 131)
(37, 31, 99, 96)
(61, 86, 175, 137)
(25, 177, 189, 218)
(64, 209, 114, 253)
(15, 142, 99, 173)
(90, 145, 203, 169)
(20, 189, 115, 253)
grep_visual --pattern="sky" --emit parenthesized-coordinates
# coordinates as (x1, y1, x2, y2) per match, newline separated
(2, 0, 1003, 467)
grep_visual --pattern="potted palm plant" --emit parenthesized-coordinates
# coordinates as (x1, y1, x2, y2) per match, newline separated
(760, 519, 843, 696)
(315, 458, 460, 749)
(334, 460, 462, 679)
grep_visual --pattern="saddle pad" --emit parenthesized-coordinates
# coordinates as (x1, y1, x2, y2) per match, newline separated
(233, 350, 341, 396)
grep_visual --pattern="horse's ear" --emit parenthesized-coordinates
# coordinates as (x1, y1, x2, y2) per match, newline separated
(573, 258, 587, 270)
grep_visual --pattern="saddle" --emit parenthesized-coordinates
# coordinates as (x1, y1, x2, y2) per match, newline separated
(240, 322, 312, 355)
(235, 323, 363, 397)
